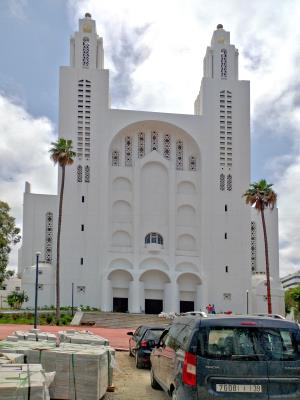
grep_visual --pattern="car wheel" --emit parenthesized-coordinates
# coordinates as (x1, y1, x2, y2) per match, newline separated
(135, 352, 143, 369)
(150, 367, 162, 390)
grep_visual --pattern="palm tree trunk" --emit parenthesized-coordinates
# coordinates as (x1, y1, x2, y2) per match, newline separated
(261, 208, 272, 314)
(56, 165, 65, 320)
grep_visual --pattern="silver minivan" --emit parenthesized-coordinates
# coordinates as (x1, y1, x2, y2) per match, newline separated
(150, 315, 300, 399)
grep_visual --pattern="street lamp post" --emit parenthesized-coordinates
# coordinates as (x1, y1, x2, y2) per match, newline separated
(246, 289, 249, 315)
(34, 251, 41, 329)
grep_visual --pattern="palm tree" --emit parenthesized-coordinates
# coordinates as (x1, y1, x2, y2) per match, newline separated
(49, 138, 76, 319)
(243, 179, 277, 314)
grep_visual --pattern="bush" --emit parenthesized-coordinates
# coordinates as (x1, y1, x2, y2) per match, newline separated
(7, 290, 29, 309)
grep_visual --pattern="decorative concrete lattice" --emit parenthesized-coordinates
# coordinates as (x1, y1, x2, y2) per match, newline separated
(189, 156, 197, 171)
(82, 37, 90, 67)
(125, 136, 132, 166)
(138, 132, 145, 158)
(176, 140, 183, 170)
(227, 174, 232, 191)
(220, 173, 225, 191)
(163, 134, 171, 160)
(45, 212, 53, 263)
(151, 131, 158, 151)
(251, 221, 257, 272)
(221, 48, 227, 79)
(77, 165, 83, 182)
(112, 150, 119, 166)
(84, 165, 90, 182)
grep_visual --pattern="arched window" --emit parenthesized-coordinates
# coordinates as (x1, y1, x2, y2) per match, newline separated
(77, 165, 83, 182)
(82, 37, 90, 67)
(112, 151, 119, 166)
(45, 212, 53, 263)
(84, 165, 90, 182)
(176, 140, 183, 170)
(145, 232, 163, 246)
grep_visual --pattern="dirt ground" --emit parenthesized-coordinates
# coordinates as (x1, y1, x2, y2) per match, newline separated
(106, 351, 168, 400)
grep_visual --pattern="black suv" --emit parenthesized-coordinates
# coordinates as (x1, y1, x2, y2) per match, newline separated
(150, 315, 300, 399)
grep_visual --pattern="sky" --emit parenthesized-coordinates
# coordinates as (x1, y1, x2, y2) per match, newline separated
(0, 0, 300, 277)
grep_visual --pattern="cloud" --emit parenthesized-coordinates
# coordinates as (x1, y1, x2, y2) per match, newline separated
(8, 0, 28, 20)
(0, 93, 57, 268)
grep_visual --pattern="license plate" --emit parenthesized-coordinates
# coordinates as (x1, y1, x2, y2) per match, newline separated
(216, 384, 262, 393)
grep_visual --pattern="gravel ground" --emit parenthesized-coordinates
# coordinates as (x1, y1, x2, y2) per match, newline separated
(106, 351, 168, 400)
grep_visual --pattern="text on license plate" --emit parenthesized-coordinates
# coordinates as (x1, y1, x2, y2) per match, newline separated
(216, 384, 262, 393)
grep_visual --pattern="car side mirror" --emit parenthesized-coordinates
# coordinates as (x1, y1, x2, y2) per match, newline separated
(127, 332, 133, 336)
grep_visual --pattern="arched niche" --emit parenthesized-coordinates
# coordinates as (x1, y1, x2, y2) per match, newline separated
(139, 258, 169, 271)
(112, 231, 131, 247)
(107, 269, 133, 288)
(175, 262, 198, 273)
(177, 181, 196, 195)
(112, 177, 132, 192)
(177, 272, 202, 291)
(139, 270, 171, 289)
(177, 234, 196, 251)
(112, 200, 132, 222)
(177, 205, 196, 226)
(109, 258, 133, 270)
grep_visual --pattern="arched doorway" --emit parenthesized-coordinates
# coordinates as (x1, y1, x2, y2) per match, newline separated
(177, 273, 202, 312)
(107, 270, 133, 312)
(139, 270, 170, 314)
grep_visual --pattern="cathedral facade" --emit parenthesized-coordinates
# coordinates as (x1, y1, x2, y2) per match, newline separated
(19, 14, 284, 314)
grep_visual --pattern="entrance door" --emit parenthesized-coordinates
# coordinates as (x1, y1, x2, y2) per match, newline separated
(113, 297, 128, 312)
(145, 299, 163, 314)
(180, 300, 194, 313)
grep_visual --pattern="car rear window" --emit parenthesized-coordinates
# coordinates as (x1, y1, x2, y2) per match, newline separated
(144, 329, 165, 341)
(197, 327, 300, 361)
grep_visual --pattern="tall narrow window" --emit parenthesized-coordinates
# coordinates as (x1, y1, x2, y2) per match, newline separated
(163, 134, 171, 160)
(84, 165, 90, 183)
(176, 140, 183, 170)
(112, 151, 120, 166)
(45, 212, 53, 263)
(138, 132, 145, 158)
(189, 156, 197, 171)
(82, 37, 90, 68)
(227, 174, 232, 191)
(221, 48, 227, 79)
(220, 174, 225, 191)
(151, 131, 158, 151)
(125, 136, 132, 167)
(77, 165, 83, 182)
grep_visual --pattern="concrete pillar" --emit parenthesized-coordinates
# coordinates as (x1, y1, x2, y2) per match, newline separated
(196, 285, 203, 311)
(164, 281, 179, 313)
(128, 279, 140, 313)
(139, 281, 145, 313)
(101, 278, 112, 311)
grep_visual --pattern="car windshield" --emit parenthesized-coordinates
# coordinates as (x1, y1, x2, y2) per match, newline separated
(144, 329, 165, 341)
(197, 327, 300, 361)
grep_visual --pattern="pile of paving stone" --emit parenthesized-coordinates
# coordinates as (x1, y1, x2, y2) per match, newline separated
(0, 363, 55, 400)
(58, 329, 109, 346)
(0, 330, 115, 399)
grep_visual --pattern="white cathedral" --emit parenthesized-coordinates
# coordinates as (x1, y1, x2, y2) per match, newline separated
(19, 13, 284, 315)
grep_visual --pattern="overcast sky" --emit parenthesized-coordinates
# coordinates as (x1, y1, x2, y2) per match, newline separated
(0, 0, 300, 277)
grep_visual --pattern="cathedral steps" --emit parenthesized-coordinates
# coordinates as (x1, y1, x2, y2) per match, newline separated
(79, 312, 170, 329)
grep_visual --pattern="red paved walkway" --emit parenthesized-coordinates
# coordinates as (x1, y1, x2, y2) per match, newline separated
(0, 325, 131, 350)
